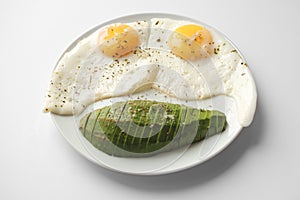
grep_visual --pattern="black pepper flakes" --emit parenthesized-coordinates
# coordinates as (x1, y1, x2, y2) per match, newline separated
(214, 48, 219, 54)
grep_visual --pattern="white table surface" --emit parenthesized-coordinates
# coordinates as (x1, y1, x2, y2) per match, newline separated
(1, 0, 299, 199)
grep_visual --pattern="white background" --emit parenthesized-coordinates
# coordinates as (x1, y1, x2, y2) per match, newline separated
(1, 0, 300, 199)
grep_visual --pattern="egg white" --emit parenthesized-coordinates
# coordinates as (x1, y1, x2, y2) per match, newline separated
(44, 18, 256, 127)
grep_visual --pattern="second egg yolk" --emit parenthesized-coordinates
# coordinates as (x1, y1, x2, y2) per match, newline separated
(168, 24, 213, 61)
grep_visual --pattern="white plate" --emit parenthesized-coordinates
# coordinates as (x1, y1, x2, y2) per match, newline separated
(51, 13, 256, 175)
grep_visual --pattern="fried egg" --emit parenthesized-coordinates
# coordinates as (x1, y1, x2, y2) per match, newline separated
(44, 20, 150, 115)
(148, 18, 256, 126)
(44, 18, 256, 127)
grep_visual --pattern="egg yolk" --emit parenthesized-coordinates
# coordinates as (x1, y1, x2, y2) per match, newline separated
(98, 24, 140, 58)
(168, 24, 213, 60)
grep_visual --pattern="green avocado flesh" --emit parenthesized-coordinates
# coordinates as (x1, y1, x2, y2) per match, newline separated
(79, 100, 227, 157)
